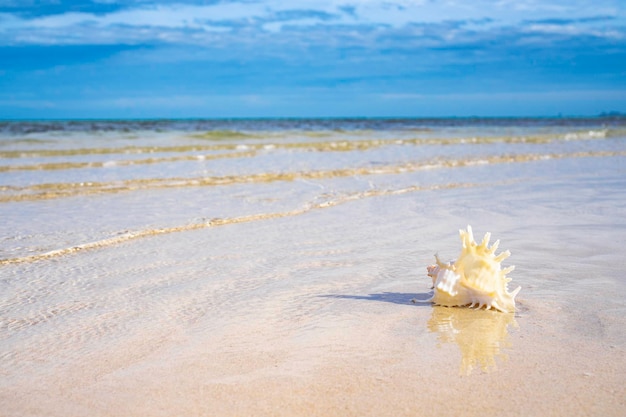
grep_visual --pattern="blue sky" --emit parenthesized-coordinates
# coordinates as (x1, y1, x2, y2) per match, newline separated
(1, 0, 625, 119)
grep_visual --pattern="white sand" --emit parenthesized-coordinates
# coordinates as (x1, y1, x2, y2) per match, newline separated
(1, 164, 625, 416)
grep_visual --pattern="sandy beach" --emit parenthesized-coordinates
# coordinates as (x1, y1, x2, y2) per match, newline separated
(1, 119, 625, 416)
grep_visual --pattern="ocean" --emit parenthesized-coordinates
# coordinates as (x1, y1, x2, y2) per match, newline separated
(1, 117, 625, 416)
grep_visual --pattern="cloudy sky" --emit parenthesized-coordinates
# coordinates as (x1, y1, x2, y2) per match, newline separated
(1, 0, 625, 119)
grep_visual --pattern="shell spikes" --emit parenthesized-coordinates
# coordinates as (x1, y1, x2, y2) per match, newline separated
(425, 226, 521, 313)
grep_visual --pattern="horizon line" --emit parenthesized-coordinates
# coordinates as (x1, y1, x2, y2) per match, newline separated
(1, 113, 625, 122)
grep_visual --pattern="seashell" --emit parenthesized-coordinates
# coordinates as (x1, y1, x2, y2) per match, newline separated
(424, 225, 521, 313)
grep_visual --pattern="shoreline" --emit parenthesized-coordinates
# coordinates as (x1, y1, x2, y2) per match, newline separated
(2, 173, 625, 416)
(1, 119, 625, 416)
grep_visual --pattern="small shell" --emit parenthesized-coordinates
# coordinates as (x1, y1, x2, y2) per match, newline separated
(425, 225, 521, 313)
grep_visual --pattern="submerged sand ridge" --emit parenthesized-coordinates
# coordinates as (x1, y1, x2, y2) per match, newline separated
(1, 169, 626, 416)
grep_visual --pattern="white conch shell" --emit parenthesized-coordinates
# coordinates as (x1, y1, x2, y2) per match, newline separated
(425, 225, 521, 313)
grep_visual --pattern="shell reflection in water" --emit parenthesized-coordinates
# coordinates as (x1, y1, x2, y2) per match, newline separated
(428, 306, 518, 375)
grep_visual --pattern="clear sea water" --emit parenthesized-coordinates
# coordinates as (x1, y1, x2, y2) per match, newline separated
(1, 117, 625, 261)
(1, 117, 625, 415)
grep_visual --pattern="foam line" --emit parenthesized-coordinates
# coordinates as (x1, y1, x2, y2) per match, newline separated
(0, 181, 487, 266)
(1, 150, 623, 203)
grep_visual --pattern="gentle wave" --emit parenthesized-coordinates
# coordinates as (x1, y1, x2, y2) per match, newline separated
(0, 150, 257, 172)
(1, 150, 623, 203)
(0, 129, 622, 161)
(0, 180, 497, 266)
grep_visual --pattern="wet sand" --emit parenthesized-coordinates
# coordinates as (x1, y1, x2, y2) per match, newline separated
(2, 164, 625, 416)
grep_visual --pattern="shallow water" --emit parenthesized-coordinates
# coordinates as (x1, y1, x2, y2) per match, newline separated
(1, 118, 625, 416)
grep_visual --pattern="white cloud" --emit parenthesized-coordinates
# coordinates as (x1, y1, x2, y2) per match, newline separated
(1, 0, 624, 46)
(106, 95, 210, 108)
(25, 12, 96, 28)
(376, 89, 626, 102)
(525, 23, 625, 40)
(24, 4, 257, 29)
